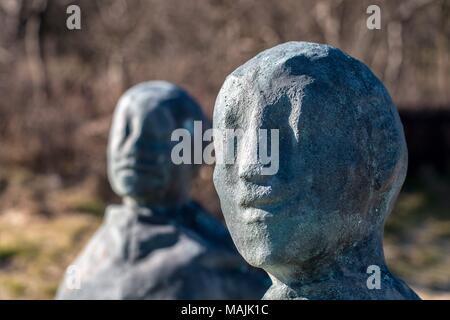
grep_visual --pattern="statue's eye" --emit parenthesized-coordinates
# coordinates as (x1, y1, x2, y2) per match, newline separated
(125, 120, 131, 137)
(224, 105, 243, 130)
(224, 112, 237, 129)
(119, 119, 131, 148)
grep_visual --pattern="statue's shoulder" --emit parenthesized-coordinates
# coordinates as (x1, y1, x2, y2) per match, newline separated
(383, 273, 422, 300)
(179, 201, 236, 251)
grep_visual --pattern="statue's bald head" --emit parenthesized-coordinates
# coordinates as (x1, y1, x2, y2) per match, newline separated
(213, 42, 407, 271)
(108, 81, 207, 205)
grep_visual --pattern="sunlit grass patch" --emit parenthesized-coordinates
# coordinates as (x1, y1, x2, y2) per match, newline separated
(0, 211, 100, 299)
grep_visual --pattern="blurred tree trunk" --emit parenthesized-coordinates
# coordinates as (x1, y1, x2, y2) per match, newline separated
(23, 0, 50, 102)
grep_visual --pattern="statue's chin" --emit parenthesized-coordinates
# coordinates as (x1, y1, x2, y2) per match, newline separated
(235, 236, 275, 270)
(241, 250, 269, 269)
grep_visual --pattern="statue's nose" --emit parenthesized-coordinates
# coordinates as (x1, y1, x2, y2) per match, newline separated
(238, 163, 268, 185)
(237, 130, 270, 185)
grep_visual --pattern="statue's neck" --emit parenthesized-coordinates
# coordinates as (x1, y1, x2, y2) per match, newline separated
(264, 232, 390, 299)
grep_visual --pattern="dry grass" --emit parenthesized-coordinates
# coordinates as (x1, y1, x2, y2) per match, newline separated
(0, 171, 448, 299)
(0, 209, 100, 299)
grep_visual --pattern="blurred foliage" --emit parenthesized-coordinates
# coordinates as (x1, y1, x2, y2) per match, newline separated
(0, 0, 449, 186)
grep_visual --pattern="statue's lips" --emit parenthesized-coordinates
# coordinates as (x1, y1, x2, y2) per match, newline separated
(241, 207, 274, 223)
(114, 163, 162, 175)
(238, 184, 297, 215)
(239, 195, 283, 208)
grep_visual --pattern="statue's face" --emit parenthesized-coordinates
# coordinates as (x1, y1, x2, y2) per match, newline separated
(213, 75, 375, 275)
(108, 100, 191, 204)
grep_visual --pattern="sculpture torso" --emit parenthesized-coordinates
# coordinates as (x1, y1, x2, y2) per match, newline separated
(56, 201, 267, 299)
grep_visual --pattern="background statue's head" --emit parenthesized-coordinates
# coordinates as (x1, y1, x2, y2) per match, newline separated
(108, 81, 207, 206)
(213, 42, 408, 277)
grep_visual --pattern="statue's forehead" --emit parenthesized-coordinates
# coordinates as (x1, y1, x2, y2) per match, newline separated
(219, 41, 347, 111)
(111, 101, 175, 141)
(116, 93, 174, 121)
(216, 72, 314, 123)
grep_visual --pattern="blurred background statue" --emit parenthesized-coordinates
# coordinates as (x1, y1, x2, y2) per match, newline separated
(213, 42, 420, 300)
(56, 81, 268, 299)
